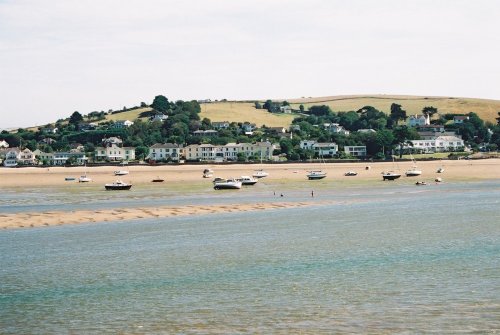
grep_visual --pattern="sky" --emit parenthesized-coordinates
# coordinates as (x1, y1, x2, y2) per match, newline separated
(1, 0, 499, 128)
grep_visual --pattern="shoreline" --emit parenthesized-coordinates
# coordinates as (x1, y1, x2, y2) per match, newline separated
(1, 159, 499, 230)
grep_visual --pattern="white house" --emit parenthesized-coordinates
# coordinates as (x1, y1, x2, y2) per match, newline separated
(112, 120, 134, 129)
(212, 121, 230, 129)
(184, 141, 274, 162)
(357, 129, 376, 134)
(94, 137, 135, 161)
(280, 105, 292, 113)
(324, 123, 350, 136)
(148, 143, 183, 162)
(410, 135, 465, 153)
(344, 146, 367, 157)
(312, 143, 338, 157)
(299, 140, 317, 150)
(0, 140, 9, 148)
(2, 148, 20, 167)
(407, 114, 430, 127)
(150, 113, 168, 122)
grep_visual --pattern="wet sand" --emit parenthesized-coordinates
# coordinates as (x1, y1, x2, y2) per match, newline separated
(1, 159, 498, 229)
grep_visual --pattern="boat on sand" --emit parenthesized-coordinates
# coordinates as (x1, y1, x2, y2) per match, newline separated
(105, 180, 132, 190)
(213, 178, 242, 190)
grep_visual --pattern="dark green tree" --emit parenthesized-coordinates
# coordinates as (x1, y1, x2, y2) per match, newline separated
(151, 95, 170, 113)
(69, 111, 83, 125)
(422, 106, 438, 119)
(389, 103, 406, 126)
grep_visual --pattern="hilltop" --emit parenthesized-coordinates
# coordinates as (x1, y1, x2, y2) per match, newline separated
(97, 95, 500, 128)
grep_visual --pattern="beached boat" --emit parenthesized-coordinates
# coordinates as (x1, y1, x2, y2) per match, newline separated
(105, 180, 132, 190)
(383, 155, 401, 181)
(405, 154, 422, 177)
(307, 170, 327, 180)
(437, 167, 444, 173)
(238, 176, 258, 185)
(213, 178, 242, 190)
(203, 169, 214, 178)
(114, 170, 129, 176)
(344, 171, 357, 176)
(65, 177, 76, 181)
(152, 177, 164, 182)
(252, 169, 269, 178)
(382, 171, 401, 181)
(79, 174, 92, 183)
(415, 181, 427, 186)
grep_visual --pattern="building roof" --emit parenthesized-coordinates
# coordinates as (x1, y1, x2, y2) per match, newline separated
(150, 143, 182, 149)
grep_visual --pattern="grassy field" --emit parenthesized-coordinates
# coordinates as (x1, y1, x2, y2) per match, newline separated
(61, 94, 499, 130)
(200, 102, 297, 127)
(287, 95, 500, 124)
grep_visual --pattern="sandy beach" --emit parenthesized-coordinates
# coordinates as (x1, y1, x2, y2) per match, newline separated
(1, 159, 499, 229)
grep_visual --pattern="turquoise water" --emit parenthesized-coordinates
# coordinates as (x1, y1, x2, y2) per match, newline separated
(1, 181, 499, 333)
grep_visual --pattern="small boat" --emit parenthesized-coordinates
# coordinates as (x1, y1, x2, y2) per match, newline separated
(238, 176, 258, 185)
(252, 169, 269, 178)
(79, 175, 92, 183)
(344, 171, 357, 176)
(152, 177, 164, 182)
(65, 177, 76, 181)
(382, 171, 401, 181)
(307, 170, 327, 180)
(114, 170, 129, 176)
(435, 177, 443, 183)
(203, 169, 214, 178)
(415, 181, 427, 186)
(437, 167, 444, 173)
(213, 178, 242, 190)
(405, 166, 422, 177)
(405, 153, 422, 177)
(105, 180, 132, 190)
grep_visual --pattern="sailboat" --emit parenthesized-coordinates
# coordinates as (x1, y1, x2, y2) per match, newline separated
(252, 150, 269, 178)
(79, 162, 92, 182)
(307, 154, 327, 180)
(405, 152, 422, 177)
(382, 154, 401, 181)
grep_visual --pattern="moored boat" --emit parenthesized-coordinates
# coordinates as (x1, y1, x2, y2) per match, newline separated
(105, 180, 132, 190)
(213, 178, 242, 190)
(252, 169, 269, 178)
(152, 177, 164, 182)
(203, 169, 214, 178)
(344, 171, 357, 176)
(307, 170, 327, 180)
(238, 176, 258, 185)
(114, 170, 129, 176)
(79, 175, 92, 182)
(382, 171, 401, 181)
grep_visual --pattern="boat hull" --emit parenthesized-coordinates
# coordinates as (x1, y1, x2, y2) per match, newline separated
(405, 171, 422, 177)
(382, 174, 401, 181)
(105, 185, 132, 190)
(308, 175, 326, 180)
(213, 181, 242, 190)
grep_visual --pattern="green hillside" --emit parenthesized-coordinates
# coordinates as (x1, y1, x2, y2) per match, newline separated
(95, 95, 499, 128)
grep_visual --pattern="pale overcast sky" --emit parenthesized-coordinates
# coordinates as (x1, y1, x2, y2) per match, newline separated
(1, 0, 499, 128)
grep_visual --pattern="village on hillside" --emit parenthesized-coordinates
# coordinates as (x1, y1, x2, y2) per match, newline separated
(1, 96, 499, 167)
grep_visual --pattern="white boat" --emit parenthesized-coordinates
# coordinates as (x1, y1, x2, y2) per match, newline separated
(105, 180, 132, 190)
(437, 167, 444, 173)
(213, 178, 242, 190)
(79, 175, 92, 182)
(383, 155, 401, 181)
(382, 171, 401, 181)
(405, 153, 422, 177)
(344, 171, 357, 176)
(307, 170, 327, 180)
(114, 170, 129, 176)
(238, 176, 258, 185)
(252, 169, 269, 178)
(79, 163, 92, 182)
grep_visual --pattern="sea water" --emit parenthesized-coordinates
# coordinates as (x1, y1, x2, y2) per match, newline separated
(1, 181, 499, 333)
